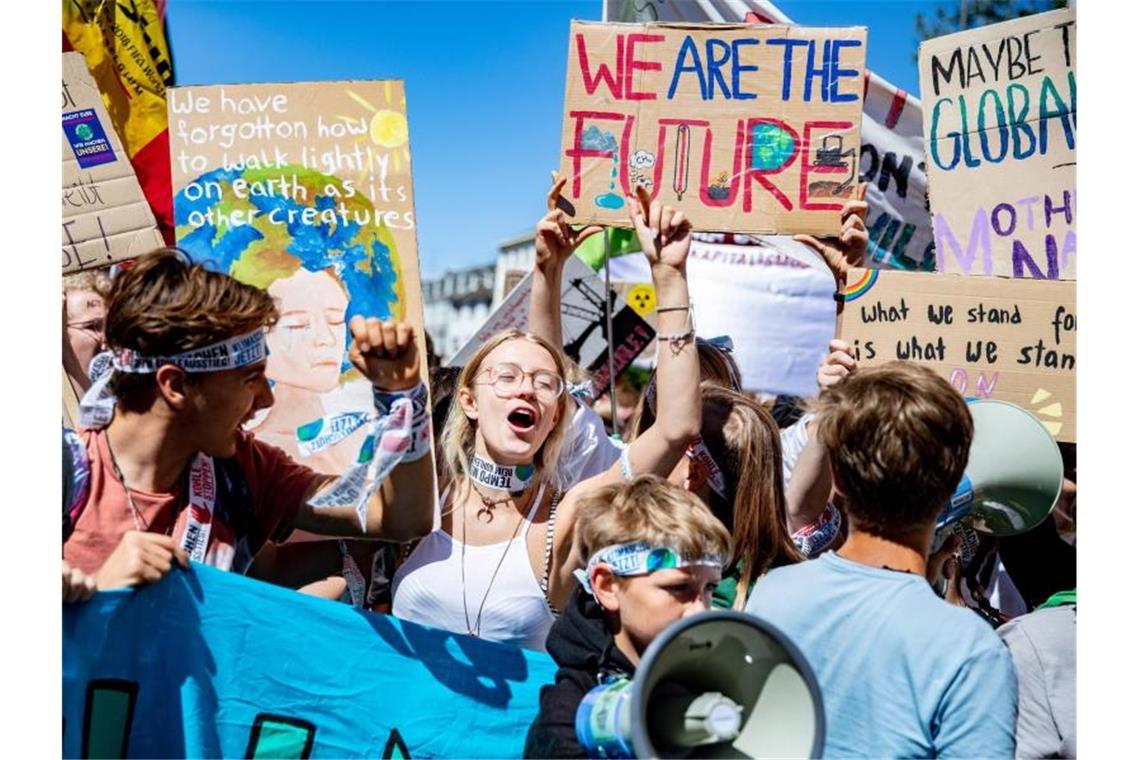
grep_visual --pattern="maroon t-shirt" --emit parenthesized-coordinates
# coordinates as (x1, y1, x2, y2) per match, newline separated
(64, 429, 317, 575)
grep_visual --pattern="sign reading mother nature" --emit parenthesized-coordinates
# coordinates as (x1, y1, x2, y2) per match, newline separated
(560, 21, 867, 235)
(168, 80, 428, 474)
(920, 8, 1075, 279)
(839, 268, 1075, 442)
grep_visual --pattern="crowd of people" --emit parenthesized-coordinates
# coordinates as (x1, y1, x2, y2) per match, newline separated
(62, 180, 1076, 758)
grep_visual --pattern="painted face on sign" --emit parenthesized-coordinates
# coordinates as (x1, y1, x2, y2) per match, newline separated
(266, 268, 349, 393)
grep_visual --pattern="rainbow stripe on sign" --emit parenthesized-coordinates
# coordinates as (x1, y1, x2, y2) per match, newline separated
(843, 269, 879, 302)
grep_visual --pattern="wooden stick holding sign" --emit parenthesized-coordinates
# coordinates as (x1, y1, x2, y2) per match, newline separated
(838, 268, 1075, 441)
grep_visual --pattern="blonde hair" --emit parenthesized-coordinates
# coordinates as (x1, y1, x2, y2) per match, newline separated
(574, 474, 733, 567)
(439, 329, 575, 494)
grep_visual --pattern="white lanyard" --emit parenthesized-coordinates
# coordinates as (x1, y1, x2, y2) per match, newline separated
(180, 453, 217, 564)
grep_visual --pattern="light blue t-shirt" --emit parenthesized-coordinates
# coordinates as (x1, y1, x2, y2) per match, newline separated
(745, 551, 1017, 758)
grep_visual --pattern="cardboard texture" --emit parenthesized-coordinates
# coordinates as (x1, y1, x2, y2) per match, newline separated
(168, 80, 430, 474)
(62, 52, 164, 273)
(559, 21, 866, 235)
(920, 8, 1075, 279)
(449, 255, 655, 398)
(839, 268, 1075, 441)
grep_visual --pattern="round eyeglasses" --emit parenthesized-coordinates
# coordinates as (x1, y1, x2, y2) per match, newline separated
(476, 362, 565, 402)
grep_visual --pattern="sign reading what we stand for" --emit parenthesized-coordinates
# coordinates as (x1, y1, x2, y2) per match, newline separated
(839, 268, 1075, 442)
(560, 21, 867, 236)
(920, 7, 1076, 279)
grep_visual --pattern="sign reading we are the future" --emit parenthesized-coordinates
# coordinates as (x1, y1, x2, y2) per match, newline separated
(920, 8, 1076, 279)
(560, 21, 867, 235)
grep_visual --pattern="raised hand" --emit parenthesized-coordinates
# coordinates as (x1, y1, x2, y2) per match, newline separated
(795, 182, 869, 287)
(348, 318, 421, 392)
(627, 186, 692, 272)
(94, 531, 190, 590)
(534, 173, 603, 273)
(817, 339, 857, 390)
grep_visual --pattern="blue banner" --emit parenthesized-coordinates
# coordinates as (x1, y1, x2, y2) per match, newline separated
(63, 565, 557, 758)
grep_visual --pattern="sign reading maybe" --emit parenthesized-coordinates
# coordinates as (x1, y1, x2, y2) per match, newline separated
(839, 268, 1075, 441)
(61, 52, 164, 273)
(559, 21, 866, 235)
(449, 255, 654, 400)
(168, 80, 430, 474)
(920, 8, 1075, 279)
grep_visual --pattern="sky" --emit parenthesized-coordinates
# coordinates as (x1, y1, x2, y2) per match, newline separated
(166, 0, 945, 280)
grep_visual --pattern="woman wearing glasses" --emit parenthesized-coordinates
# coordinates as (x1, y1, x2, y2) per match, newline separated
(391, 188, 701, 650)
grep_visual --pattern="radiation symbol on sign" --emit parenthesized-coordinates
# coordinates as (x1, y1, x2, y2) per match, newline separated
(1030, 388, 1063, 437)
(627, 284, 656, 317)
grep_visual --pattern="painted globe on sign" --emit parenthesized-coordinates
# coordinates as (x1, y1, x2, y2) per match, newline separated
(750, 123, 796, 171)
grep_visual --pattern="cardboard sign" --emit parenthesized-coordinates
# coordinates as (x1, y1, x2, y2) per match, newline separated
(839, 268, 1075, 441)
(559, 21, 866, 235)
(449, 255, 654, 399)
(920, 8, 1076, 279)
(602, 0, 937, 272)
(168, 80, 430, 474)
(61, 52, 164, 273)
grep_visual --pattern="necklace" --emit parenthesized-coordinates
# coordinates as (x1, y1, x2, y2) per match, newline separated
(460, 482, 544, 639)
(105, 434, 173, 536)
(470, 483, 516, 524)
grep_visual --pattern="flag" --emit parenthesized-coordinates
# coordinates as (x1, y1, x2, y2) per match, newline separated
(575, 227, 642, 272)
(63, 0, 175, 243)
(602, 0, 936, 271)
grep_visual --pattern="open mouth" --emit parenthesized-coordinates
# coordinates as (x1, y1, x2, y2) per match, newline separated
(507, 406, 537, 433)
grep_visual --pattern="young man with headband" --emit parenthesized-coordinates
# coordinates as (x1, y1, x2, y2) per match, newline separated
(745, 362, 1017, 757)
(62, 249, 434, 594)
(524, 475, 731, 757)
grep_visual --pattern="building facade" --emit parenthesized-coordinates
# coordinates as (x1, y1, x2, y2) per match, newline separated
(421, 264, 496, 362)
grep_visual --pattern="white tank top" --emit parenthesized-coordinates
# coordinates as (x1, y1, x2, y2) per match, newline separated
(392, 483, 557, 651)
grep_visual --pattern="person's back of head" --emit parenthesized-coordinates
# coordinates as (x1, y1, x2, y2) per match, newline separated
(813, 362, 973, 541)
(105, 248, 278, 413)
(696, 383, 802, 602)
(627, 337, 742, 439)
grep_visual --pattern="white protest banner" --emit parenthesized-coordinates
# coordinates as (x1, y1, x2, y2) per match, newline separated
(920, 8, 1075, 279)
(603, 0, 935, 271)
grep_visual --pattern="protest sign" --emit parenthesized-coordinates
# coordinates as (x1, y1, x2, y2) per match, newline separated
(62, 52, 164, 274)
(64, 565, 555, 758)
(449, 254, 654, 399)
(920, 8, 1076, 279)
(839, 268, 1075, 441)
(168, 80, 430, 475)
(603, 0, 937, 272)
(559, 21, 866, 236)
(597, 235, 837, 397)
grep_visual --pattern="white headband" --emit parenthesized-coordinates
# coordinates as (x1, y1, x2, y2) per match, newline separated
(78, 328, 268, 429)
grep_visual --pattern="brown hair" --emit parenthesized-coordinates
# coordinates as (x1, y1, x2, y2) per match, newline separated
(574, 474, 732, 567)
(104, 248, 279, 412)
(697, 383, 802, 606)
(627, 338, 743, 440)
(439, 329, 574, 492)
(813, 362, 973, 539)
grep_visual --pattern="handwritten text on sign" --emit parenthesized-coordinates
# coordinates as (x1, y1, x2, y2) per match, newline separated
(559, 22, 867, 236)
(920, 8, 1075, 279)
(839, 269, 1075, 441)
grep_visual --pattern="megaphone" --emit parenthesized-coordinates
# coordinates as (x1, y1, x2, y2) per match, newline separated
(933, 399, 1064, 551)
(576, 611, 825, 759)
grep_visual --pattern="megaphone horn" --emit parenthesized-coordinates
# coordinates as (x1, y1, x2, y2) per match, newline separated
(576, 611, 825, 759)
(935, 399, 1064, 544)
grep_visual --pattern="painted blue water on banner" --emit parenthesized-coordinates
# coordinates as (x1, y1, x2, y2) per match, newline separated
(63, 565, 556, 758)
